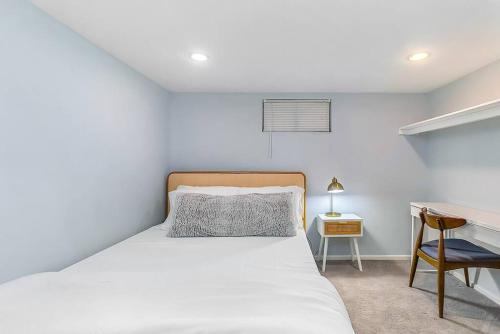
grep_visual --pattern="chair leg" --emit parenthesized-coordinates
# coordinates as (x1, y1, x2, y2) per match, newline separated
(408, 253, 419, 287)
(438, 267, 445, 318)
(464, 268, 470, 287)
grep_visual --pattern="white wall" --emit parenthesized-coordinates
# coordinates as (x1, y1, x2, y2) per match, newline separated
(169, 93, 431, 256)
(426, 59, 500, 303)
(0, 0, 171, 283)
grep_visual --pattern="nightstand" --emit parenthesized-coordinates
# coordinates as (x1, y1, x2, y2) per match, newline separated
(317, 213, 364, 272)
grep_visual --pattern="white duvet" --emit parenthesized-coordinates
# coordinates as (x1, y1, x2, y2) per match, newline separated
(0, 227, 354, 334)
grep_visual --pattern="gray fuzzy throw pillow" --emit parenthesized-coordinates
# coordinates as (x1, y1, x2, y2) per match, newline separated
(167, 192, 297, 237)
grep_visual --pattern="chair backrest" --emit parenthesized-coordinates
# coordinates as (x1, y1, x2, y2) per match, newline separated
(419, 208, 466, 231)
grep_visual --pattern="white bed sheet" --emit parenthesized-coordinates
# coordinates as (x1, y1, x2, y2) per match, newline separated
(0, 226, 354, 334)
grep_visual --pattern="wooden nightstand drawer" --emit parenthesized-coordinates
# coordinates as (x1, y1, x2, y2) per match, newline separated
(324, 221, 361, 235)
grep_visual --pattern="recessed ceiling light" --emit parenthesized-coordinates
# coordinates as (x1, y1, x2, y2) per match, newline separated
(190, 53, 208, 62)
(408, 52, 430, 62)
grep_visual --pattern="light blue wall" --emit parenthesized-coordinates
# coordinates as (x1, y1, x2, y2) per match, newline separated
(3, 0, 498, 304)
(429, 60, 500, 117)
(169, 93, 431, 256)
(427, 59, 500, 222)
(426, 59, 500, 302)
(0, 0, 171, 283)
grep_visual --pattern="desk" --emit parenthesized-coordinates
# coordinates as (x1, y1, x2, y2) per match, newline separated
(410, 202, 500, 300)
(410, 202, 500, 258)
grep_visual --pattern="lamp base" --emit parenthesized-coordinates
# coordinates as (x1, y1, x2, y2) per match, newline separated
(325, 211, 341, 217)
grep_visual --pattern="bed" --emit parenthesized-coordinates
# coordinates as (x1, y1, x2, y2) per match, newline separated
(0, 172, 354, 334)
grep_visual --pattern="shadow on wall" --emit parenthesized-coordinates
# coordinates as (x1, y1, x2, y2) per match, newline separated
(426, 117, 500, 168)
(402, 116, 500, 169)
(401, 131, 430, 167)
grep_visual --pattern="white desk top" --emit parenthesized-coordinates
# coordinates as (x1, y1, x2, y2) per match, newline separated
(318, 213, 363, 222)
(411, 202, 500, 232)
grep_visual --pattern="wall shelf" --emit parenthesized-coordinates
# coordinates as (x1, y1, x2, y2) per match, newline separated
(399, 98, 500, 135)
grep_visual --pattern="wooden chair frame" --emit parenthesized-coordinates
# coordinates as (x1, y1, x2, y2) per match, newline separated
(408, 208, 500, 318)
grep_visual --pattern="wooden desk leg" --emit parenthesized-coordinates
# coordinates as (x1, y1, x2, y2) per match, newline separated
(318, 236, 324, 259)
(353, 238, 363, 272)
(322, 237, 329, 272)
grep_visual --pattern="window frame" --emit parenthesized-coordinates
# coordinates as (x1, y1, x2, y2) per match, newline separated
(261, 98, 332, 133)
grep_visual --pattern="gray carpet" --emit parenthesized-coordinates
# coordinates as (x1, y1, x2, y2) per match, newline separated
(319, 260, 500, 334)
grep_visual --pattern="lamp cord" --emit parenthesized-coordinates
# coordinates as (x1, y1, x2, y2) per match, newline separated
(267, 103, 273, 158)
(268, 131, 273, 158)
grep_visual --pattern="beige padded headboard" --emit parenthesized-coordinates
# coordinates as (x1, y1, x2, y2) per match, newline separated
(166, 171, 307, 229)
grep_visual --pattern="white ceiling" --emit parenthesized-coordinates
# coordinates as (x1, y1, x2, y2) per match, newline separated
(33, 0, 500, 93)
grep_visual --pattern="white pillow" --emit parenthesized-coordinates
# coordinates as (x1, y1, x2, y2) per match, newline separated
(160, 186, 305, 231)
(178, 186, 304, 225)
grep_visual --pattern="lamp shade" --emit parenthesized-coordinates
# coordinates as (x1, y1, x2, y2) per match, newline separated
(327, 177, 344, 193)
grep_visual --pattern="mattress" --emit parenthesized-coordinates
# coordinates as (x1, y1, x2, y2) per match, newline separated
(0, 226, 354, 334)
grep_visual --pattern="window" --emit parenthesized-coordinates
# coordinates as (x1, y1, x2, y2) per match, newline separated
(262, 99, 331, 132)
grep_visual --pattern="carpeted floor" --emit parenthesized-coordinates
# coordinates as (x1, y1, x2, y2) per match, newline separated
(319, 260, 500, 334)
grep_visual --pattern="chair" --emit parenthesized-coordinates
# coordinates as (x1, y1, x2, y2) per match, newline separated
(408, 208, 500, 318)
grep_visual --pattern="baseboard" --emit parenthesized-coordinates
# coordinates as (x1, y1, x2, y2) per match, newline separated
(314, 255, 410, 261)
(450, 271, 500, 306)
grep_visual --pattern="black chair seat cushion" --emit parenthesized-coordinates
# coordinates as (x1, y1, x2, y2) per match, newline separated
(421, 238, 500, 262)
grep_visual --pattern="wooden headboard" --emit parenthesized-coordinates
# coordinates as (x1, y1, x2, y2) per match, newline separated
(166, 171, 307, 229)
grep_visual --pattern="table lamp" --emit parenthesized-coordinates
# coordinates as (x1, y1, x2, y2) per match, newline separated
(326, 177, 344, 217)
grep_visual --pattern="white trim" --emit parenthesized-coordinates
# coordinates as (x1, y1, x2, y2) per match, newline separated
(315, 255, 410, 261)
(450, 271, 500, 306)
(399, 98, 500, 135)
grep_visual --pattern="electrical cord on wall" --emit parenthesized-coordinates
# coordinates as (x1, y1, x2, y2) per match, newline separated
(268, 131, 273, 158)
(267, 102, 273, 158)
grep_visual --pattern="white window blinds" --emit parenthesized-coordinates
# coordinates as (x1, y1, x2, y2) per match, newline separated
(262, 99, 331, 132)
